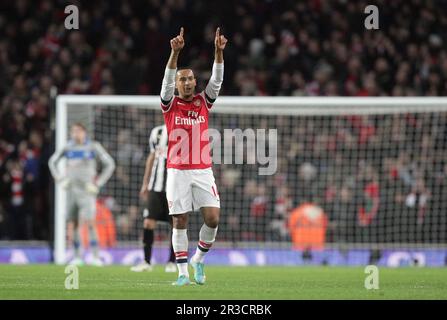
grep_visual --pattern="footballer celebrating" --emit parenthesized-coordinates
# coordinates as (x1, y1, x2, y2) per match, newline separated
(160, 27, 227, 286)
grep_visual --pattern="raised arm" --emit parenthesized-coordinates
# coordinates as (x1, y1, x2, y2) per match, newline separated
(161, 27, 185, 107)
(214, 27, 227, 64)
(205, 28, 228, 105)
(167, 27, 184, 69)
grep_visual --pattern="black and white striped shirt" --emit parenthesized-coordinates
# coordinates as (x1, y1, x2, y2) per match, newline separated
(148, 125, 168, 192)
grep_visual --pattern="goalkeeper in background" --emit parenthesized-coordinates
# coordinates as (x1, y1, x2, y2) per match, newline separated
(48, 123, 115, 266)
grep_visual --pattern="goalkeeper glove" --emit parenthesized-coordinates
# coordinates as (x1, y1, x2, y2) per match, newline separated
(56, 177, 70, 189)
(85, 182, 99, 195)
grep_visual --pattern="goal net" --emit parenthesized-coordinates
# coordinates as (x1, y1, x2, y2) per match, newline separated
(53, 96, 447, 266)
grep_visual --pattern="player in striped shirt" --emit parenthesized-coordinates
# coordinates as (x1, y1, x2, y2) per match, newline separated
(160, 27, 227, 286)
(130, 124, 176, 273)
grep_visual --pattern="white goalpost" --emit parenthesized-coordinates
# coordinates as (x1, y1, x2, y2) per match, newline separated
(54, 95, 447, 266)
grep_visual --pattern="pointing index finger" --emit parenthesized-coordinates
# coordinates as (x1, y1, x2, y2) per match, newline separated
(216, 27, 220, 39)
(180, 27, 184, 38)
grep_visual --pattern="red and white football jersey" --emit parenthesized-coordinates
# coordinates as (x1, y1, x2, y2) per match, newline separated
(161, 92, 213, 170)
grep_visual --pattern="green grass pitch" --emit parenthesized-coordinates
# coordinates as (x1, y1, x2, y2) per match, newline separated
(0, 265, 446, 300)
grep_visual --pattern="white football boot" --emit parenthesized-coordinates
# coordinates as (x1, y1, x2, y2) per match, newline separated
(69, 257, 85, 266)
(130, 262, 153, 272)
(164, 262, 177, 273)
(90, 257, 104, 267)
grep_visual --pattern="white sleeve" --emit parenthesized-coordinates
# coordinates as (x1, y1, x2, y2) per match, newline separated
(48, 148, 65, 181)
(160, 68, 177, 107)
(204, 62, 224, 104)
(93, 141, 116, 187)
(149, 128, 156, 153)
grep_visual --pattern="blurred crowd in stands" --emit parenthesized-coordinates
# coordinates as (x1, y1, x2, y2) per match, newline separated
(1, 0, 447, 243)
(216, 113, 447, 244)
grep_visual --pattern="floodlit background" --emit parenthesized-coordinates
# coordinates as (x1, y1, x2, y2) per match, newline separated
(1, 0, 447, 268)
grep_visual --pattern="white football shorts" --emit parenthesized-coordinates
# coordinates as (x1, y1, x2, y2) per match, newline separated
(166, 167, 220, 215)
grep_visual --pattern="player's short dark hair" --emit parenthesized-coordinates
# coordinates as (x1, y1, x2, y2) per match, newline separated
(176, 68, 195, 79)
(71, 122, 87, 131)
